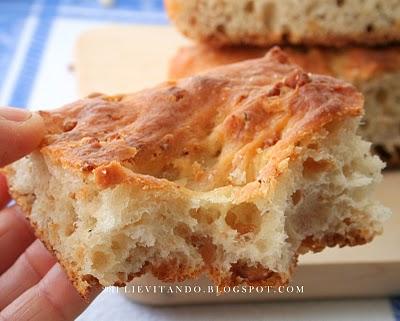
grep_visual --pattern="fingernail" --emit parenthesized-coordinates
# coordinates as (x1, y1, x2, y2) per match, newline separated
(0, 107, 32, 122)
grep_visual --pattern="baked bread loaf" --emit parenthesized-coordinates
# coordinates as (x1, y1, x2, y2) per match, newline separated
(4, 48, 389, 297)
(165, 0, 400, 47)
(169, 45, 400, 167)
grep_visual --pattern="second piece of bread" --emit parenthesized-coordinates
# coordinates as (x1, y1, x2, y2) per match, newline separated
(169, 45, 400, 167)
(165, 0, 400, 47)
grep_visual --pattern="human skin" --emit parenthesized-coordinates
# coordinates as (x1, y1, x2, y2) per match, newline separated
(0, 107, 99, 321)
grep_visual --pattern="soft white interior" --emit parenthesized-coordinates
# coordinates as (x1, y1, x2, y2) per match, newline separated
(9, 118, 389, 286)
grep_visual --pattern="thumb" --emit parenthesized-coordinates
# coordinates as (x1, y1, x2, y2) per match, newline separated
(0, 107, 45, 167)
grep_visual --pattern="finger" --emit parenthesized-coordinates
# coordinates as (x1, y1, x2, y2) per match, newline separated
(0, 206, 35, 274)
(0, 107, 45, 167)
(0, 264, 100, 321)
(0, 239, 56, 310)
(0, 174, 10, 210)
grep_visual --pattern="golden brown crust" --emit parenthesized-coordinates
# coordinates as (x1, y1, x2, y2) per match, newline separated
(169, 45, 400, 82)
(38, 48, 362, 192)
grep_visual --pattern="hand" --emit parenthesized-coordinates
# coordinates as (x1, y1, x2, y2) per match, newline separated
(0, 107, 98, 321)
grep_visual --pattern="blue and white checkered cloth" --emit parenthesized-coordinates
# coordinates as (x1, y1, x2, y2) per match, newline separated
(0, 1, 399, 320)
(0, 0, 166, 109)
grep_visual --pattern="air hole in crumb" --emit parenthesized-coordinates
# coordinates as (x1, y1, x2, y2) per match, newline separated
(231, 261, 272, 281)
(173, 223, 191, 240)
(214, 149, 222, 157)
(190, 207, 221, 224)
(366, 23, 374, 32)
(225, 203, 261, 235)
(64, 222, 76, 236)
(291, 190, 303, 206)
(63, 120, 77, 132)
(244, 1, 254, 13)
(111, 240, 122, 250)
(117, 272, 126, 282)
(191, 235, 216, 265)
(111, 234, 130, 256)
(262, 2, 276, 30)
(343, 218, 352, 226)
(281, 30, 291, 43)
(237, 94, 248, 104)
(189, 16, 197, 26)
(374, 145, 391, 162)
(86, 216, 97, 230)
(92, 251, 108, 269)
(216, 24, 226, 35)
(174, 92, 185, 101)
(303, 158, 331, 177)
(159, 163, 180, 181)
(336, 0, 345, 6)
(308, 143, 319, 150)
(343, 164, 352, 177)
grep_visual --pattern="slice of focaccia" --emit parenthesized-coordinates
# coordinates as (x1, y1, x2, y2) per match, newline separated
(4, 48, 389, 297)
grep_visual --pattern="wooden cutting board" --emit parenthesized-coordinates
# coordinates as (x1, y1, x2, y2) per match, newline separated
(75, 25, 400, 303)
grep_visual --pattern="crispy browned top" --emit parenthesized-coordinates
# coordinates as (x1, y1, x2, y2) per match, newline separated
(169, 45, 400, 82)
(39, 48, 362, 192)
